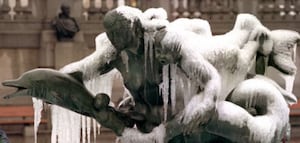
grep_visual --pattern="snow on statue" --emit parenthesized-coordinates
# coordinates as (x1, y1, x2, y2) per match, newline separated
(153, 12, 298, 142)
(2, 6, 299, 143)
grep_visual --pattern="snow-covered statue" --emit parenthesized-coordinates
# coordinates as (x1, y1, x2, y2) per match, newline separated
(153, 12, 299, 142)
(168, 18, 212, 37)
(2, 6, 299, 143)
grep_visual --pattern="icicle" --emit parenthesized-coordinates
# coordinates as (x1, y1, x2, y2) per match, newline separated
(149, 34, 154, 72)
(170, 64, 177, 113)
(144, 28, 156, 73)
(51, 105, 58, 143)
(143, 30, 156, 78)
(87, 69, 119, 97)
(51, 105, 82, 143)
(58, 107, 68, 143)
(185, 78, 192, 106)
(83, 69, 120, 141)
(144, 32, 149, 78)
(120, 51, 129, 73)
(97, 123, 101, 135)
(159, 65, 170, 122)
(82, 116, 87, 143)
(87, 117, 91, 143)
(32, 98, 43, 143)
(50, 58, 120, 143)
(70, 111, 81, 143)
(56, 107, 63, 143)
(93, 119, 97, 143)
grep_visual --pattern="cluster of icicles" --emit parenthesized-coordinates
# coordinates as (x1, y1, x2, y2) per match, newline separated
(30, 23, 297, 143)
(31, 31, 178, 143)
(144, 28, 177, 122)
(31, 42, 296, 143)
(32, 69, 121, 143)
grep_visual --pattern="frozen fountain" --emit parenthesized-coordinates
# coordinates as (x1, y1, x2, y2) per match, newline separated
(2, 6, 300, 143)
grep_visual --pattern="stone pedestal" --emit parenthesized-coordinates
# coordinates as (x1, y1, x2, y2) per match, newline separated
(40, 30, 56, 68)
(54, 31, 93, 69)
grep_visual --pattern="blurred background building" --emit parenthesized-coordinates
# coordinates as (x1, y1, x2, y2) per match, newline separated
(0, 0, 299, 142)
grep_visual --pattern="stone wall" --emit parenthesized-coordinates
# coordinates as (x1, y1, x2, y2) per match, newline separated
(0, 48, 39, 105)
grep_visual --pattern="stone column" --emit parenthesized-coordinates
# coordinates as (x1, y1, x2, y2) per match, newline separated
(157, 0, 170, 11)
(238, 0, 257, 14)
(71, 0, 83, 19)
(0, 0, 11, 20)
(39, 30, 56, 68)
(54, 38, 91, 69)
(45, 0, 60, 20)
(39, 0, 59, 68)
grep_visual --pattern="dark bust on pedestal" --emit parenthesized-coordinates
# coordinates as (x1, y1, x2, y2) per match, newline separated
(52, 4, 80, 41)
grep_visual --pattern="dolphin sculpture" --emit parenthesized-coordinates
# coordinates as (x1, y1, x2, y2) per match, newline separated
(2, 68, 132, 136)
(2, 68, 95, 116)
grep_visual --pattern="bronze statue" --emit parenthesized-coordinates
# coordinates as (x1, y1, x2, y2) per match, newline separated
(52, 4, 80, 41)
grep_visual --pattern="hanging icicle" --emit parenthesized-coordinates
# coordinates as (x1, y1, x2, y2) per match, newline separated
(159, 65, 170, 122)
(83, 69, 120, 141)
(149, 33, 155, 72)
(82, 116, 87, 143)
(49, 69, 120, 143)
(32, 98, 43, 143)
(51, 105, 58, 143)
(93, 119, 97, 143)
(143, 27, 157, 79)
(170, 64, 177, 114)
(144, 32, 150, 79)
(120, 51, 129, 73)
(87, 117, 91, 143)
(51, 106, 82, 143)
(158, 64, 178, 121)
(97, 122, 101, 135)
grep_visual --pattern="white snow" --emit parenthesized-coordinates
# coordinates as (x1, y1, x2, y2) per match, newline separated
(119, 124, 166, 143)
